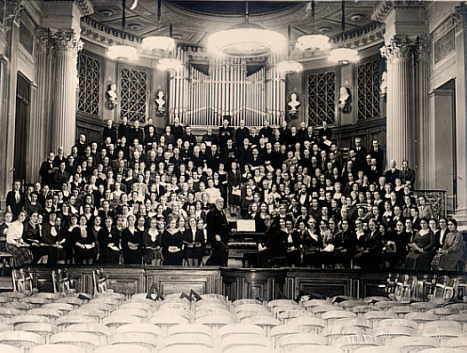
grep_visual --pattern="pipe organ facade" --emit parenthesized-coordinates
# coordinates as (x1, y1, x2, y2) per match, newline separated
(169, 48, 285, 127)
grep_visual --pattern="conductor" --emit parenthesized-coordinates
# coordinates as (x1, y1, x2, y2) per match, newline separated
(206, 197, 230, 266)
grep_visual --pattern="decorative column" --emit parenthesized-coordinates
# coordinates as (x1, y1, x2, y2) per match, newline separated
(25, 29, 53, 182)
(0, 0, 22, 199)
(454, 3, 467, 225)
(414, 35, 431, 189)
(49, 30, 82, 155)
(380, 35, 416, 168)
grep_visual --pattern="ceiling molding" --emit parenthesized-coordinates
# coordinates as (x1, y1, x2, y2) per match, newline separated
(372, 0, 426, 23)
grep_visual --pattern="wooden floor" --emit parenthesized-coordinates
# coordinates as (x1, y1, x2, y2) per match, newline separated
(4, 266, 462, 301)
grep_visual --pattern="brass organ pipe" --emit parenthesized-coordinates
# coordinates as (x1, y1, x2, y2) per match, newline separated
(176, 50, 180, 121)
(192, 66, 197, 126)
(237, 60, 241, 126)
(232, 60, 235, 125)
(214, 59, 218, 126)
(188, 65, 192, 126)
(204, 71, 208, 126)
(224, 61, 228, 118)
(208, 61, 212, 127)
(222, 61, 226, 119)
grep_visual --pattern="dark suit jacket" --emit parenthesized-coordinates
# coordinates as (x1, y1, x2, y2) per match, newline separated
(206, 208, 230, 244)
(183, 229, 206, 246)
(6, 190, 24, 216)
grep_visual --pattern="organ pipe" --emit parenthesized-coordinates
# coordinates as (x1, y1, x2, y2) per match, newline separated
(169, 48, 284, 127)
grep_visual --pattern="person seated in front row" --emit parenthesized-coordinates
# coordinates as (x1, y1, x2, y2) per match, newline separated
(431, 218, 464, 271)
(405, 218, 436, 271)
(353, 218, 382, 270)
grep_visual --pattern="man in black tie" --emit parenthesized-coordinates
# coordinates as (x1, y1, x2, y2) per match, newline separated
(6, 180, 24, 218)
(205, 198, 230, 266)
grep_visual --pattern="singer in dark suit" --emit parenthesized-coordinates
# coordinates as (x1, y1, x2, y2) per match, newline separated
(206, 197, 230, 266)
(6, 181, 24, 217)
(183, 217, 206, 266)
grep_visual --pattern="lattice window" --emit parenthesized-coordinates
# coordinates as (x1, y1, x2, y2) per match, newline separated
(119, 67, 148, 123)
(78, 51, 101, 117)
(357, 58, 382, 120)
(308, 71, 336, 126)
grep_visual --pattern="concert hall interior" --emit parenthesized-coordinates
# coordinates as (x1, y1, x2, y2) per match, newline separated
(0, 1, 466, 352)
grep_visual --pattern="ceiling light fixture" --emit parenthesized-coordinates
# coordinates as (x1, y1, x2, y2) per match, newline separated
(153, 24, 183, 72)
(157, 57, 183, 72)
(206, 1, 287, 57)
(296, 1, 331, 52)
(277, 25, 302, 75)
(328, 0, 359, 64)
(328, 47, 359, 64)
(107, 1, 138, 62)
(107, 45, 138, 61)
(141, 36, 175, 52)
(296, 34, 331, 51)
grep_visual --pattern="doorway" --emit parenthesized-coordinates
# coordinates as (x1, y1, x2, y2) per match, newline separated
(14, 73, 31, 183)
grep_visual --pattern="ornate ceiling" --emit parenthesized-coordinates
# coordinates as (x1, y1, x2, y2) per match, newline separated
(87, 0, 380, 47)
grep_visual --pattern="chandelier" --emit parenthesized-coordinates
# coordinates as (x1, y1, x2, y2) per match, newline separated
(157, 57, 183, 72)
(327, 1, 359, 65)
(328, 47, 359, 64)
(207, 2, 286, 57)
(107, 45, 138, 61)
(296, 2, 330, 52)
(107, 1, 139, 61)
(277, 25, 302, 75)
(296, 34, 331, 51)
(141, 36, 175, 52)
(277, 60, 302, 74)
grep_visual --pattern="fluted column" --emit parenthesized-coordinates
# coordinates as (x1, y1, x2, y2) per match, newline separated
(414, 35, 431, 188)
(454, 3, 467, 224)
(49, 30, 82, 155)
(25, 29, 52, 182)
(380, 36, 416, 168)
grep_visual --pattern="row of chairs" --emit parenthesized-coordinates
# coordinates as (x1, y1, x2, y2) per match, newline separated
(0, 274, 467, 353)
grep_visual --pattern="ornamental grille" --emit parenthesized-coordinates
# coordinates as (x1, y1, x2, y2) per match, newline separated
(357, 58, 381, 120)
(78, 51, 100, 117)
(119, 67, 148, 123)
(307, 71, 336, 126)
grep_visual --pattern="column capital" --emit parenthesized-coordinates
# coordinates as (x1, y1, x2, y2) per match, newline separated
(413, 34, 432, 62)
(0, 0, 24, 32)
(50, 30, 83, 51)
(380, 35, 416, 62)
(35, 27, 53, 51)
(454, 3, 467, 31)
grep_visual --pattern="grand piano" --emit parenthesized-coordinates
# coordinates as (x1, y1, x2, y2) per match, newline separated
(227, 220, 263, 267)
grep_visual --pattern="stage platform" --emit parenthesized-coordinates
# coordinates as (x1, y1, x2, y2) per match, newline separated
(9, 266, 466, 301)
